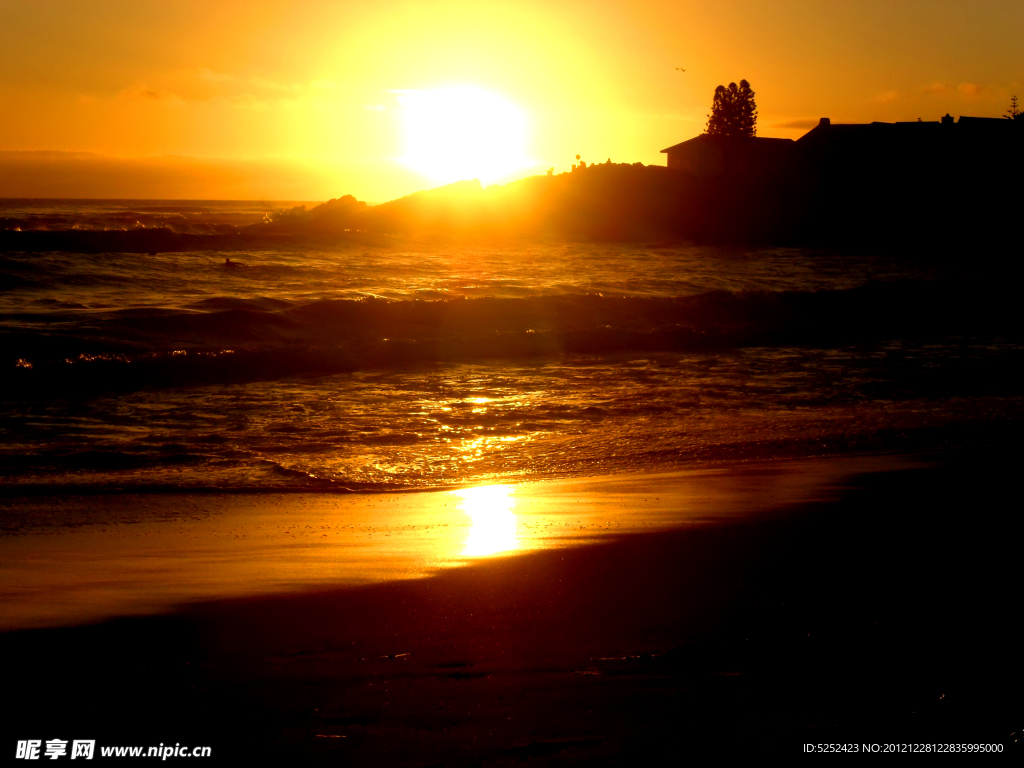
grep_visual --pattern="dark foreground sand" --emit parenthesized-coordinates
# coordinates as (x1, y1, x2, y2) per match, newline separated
(3, 453, 1021, 763)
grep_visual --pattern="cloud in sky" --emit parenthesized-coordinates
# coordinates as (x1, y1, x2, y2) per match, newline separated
(872, 90, 899, 104)
(197, 68, 236, 85)
(775, 118, 819, 129)
(117, 85, 186, 106)
(103, 69, 342, 110)
(923, 81, 985, 99)
(0, 150, 348, 200)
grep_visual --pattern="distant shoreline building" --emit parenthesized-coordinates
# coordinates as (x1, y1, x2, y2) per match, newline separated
(661, 114, 1018, 178)
(660, 134, 794, 177)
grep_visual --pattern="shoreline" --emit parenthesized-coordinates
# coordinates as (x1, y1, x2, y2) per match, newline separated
(2, 450, 1021, 760)
(1, 454, 920, 633)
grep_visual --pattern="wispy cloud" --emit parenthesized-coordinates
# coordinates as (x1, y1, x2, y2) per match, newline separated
(775, 118, 819, 130)
(957, 83, 982, 98)
(103, 70, 342, 110)
(225, 93, 271, 110)
(872, 90, 899, 104)
(117, 84, 186, 106)
(197, 68, 236, 85)
(250, 77, 293, 93)
(67, 61, 352, 116)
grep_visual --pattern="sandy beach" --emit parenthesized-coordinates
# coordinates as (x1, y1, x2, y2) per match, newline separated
(3, 452, 1020, 762)
(0, 456, 902, 632)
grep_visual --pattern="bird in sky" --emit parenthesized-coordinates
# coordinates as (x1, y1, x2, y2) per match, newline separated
(675, 67, 686, 71)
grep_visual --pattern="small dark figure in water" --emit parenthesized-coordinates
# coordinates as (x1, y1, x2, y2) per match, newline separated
(224, 257, 246, 268)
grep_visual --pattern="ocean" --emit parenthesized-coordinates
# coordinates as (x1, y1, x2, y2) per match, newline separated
(2, 199, 1022, 503)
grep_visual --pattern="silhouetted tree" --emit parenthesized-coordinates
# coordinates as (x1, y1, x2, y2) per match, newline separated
(706, 80, 757, 138)
(734, 80, 757, 137)
(706, 85, 730, 136)
(1006, 95, 1021, 120)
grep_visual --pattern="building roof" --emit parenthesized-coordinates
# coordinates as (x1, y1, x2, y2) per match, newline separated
(795, 114, 1016, 144)
(662, 115, 1016, 155)
(660, 135, 794, 154)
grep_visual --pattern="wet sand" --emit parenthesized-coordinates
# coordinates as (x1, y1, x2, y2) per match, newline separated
(2, 453, 1021, 761)
(0, 457, 900, 632)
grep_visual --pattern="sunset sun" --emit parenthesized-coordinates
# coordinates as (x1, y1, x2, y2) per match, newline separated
(398, 86, 532, 185)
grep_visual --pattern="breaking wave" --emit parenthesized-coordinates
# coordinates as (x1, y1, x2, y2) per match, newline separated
(3, 279, 1019, 396)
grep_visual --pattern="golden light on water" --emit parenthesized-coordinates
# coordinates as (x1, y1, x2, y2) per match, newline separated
(453, 484, 519, 557)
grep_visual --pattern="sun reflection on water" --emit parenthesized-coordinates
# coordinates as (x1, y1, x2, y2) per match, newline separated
(453, 484, 519, 557)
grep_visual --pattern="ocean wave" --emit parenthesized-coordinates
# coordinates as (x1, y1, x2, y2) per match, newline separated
(2, 279, 1020, 397)
(2, 418, 1021, 500)
(0, 448, 207, 473)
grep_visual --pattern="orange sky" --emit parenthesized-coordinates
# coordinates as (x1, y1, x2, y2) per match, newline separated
(1, 0, 1020, 201)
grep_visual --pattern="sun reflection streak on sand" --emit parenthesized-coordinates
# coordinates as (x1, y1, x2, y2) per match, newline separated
(453, 485, 519, 557)
(0, 457, 923, 631)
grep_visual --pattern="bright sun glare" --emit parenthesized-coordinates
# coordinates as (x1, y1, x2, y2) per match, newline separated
(399, 86, 532, 185)
(453, 484, 519, 557)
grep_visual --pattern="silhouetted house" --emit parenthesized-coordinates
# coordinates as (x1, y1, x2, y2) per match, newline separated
(791, 114, 1021, 186)
(663, 114, 1019, 179)
(660, 135, 794, 178)
(658, 113, 1019, 246)
(795, 114, 1017, 148)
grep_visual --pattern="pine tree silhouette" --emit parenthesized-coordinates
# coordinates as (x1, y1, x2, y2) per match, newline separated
(1006, 95, 1020, 120)
(706, 80, 757, 138)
